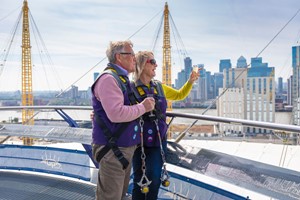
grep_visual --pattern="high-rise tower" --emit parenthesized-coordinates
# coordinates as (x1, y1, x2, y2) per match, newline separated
(237, 56, 247, 68)
(292, 46, 300, 125)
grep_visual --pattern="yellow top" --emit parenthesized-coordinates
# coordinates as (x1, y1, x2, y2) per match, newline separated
(162, 81, 193, 101)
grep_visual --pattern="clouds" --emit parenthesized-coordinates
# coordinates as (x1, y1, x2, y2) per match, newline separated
(0, 0, 300, 91)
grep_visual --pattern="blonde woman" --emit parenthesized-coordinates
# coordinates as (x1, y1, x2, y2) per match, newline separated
(131, 51, 199, 200)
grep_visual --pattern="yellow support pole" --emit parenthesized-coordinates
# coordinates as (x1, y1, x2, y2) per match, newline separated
(21, 0, 34, 146)
(162, 2, 173, 138)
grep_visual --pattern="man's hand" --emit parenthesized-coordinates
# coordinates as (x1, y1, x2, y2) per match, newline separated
(141, 97, 155, 112)
(90, 111, 94, 120)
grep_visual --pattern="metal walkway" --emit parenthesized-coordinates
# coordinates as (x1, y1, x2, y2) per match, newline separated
(0, 171, 95, 200)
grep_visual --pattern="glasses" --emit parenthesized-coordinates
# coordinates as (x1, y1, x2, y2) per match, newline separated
(119, 52, 135, 56)
(146, 59, 156, 65)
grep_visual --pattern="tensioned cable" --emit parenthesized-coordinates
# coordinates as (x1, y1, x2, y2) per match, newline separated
(127, 9, 163, 40)
(255, 9, 300, 58)
(175, 8, 300, 143)
(0, 10, 22, 78)
(56, 9, 163, 97)
(55, 57, 105, 97)
(151, 13, 163, 54)
(169, 13, 186, 70)
(0, 9, 20, 58)
(30, 13, 52, 91)
(0, 6, 21, 23)
(276, 30, 298, 81)
(29, 11, 64, 91)
(29, 11, 65, 91)
(170, 19, 182, 68)
(169, 13, 188, 57)
(296, 28, 300, 44)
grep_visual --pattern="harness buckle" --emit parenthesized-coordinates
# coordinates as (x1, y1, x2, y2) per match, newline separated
(108, 137, 116, 147)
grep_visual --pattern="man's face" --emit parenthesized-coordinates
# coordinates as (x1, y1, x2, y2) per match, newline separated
(117, 45, 136, 73)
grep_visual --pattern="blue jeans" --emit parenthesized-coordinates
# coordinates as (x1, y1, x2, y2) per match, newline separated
(132, 141, 167, 200)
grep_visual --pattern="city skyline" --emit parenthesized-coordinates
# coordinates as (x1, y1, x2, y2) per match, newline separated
(0, 0, 299, 91)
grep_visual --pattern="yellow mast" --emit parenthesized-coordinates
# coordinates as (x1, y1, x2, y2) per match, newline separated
(162, 2, 173, 138)
(21, 0, 34, 145)
(162, 2, 172, 111)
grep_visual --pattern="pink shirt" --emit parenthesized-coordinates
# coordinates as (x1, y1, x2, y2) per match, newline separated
(94, 74, 145, 123)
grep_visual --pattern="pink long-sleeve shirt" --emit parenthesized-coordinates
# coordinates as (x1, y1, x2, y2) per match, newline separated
(94, 74, 146, 123)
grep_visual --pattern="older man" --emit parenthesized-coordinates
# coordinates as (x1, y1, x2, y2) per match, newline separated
(91, 40, 155, 200)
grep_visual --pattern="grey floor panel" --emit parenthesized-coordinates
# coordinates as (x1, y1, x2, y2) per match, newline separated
(0, 171, 95, 200)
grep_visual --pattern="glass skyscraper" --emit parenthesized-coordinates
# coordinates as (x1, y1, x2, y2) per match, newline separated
(219, 59, 232, 73)
(237, 56, 247, 68)
(292, 46, 300, 125)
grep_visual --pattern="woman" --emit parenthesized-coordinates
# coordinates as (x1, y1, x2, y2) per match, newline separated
(131, 51, 199, 200)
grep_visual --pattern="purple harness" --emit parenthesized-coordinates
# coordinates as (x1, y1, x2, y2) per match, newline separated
(131, 80, 168, 147)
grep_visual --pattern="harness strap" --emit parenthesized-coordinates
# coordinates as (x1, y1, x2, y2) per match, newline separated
(94, 113, 130, 170)
(135, 81, 164, 120)
(128, 90, 138, 105)
(107, 69, 137, 105)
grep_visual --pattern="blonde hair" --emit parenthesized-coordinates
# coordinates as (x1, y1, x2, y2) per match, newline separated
(133, 51, 153, 81)
(106, 40, 133, 63)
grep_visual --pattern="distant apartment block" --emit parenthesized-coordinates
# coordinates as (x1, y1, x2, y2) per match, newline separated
(292, 46, 300, 125)
(197, 67, 207, 100)
(218, 88, 244, 134)
(217, 57, 275, 135)
(212, 72, 223, 97)
(278, 77, 283, 96)
(287, 75, 293, 105)
(184, 57, 192, 82)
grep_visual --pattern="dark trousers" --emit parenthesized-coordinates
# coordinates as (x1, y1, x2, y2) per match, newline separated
(132, 141, 167, 200)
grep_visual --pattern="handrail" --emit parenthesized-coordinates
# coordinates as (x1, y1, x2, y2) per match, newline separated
(0, 105, 299, 133)
(0, 105, 92, 111)
(166, 111, 300, 133)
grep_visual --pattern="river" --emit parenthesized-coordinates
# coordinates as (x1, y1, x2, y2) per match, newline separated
(0, 108, 293, 125)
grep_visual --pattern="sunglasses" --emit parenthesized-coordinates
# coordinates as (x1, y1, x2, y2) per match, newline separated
(146, 59, 156, 65)
(119, 52, 135, 56)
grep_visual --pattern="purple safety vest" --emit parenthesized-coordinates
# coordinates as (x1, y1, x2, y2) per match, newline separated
(131, 80, 168, 147)
(91, 64, 141, 147)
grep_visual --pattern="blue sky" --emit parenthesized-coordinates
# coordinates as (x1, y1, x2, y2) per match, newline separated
(0, 0, 299, 91)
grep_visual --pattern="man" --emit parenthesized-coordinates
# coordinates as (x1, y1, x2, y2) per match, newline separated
(91, 40, 155, 200)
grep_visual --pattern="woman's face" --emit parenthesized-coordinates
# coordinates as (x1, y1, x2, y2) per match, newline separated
(142, 55, 157, 79)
